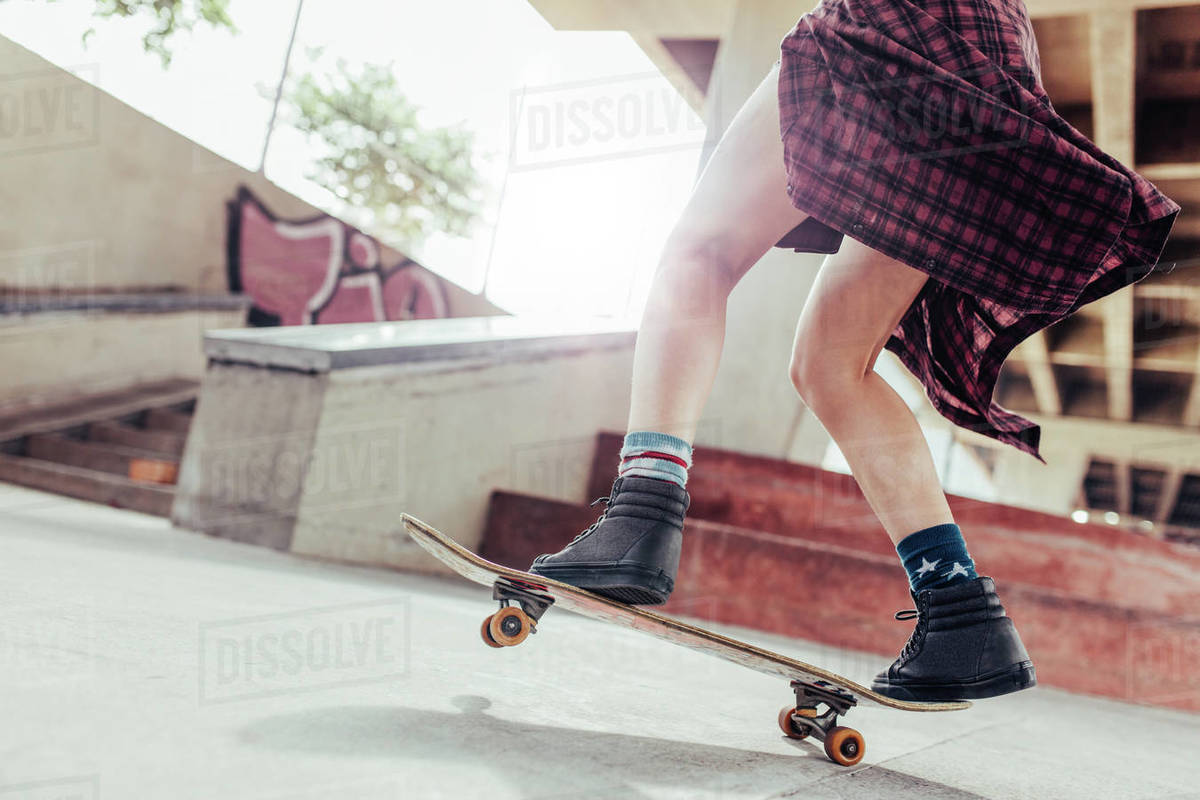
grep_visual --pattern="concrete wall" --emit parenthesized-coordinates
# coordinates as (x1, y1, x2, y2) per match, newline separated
(0, 35, 495, 318)
(0, 35, 503, 408)
(0, 308, 244, 410)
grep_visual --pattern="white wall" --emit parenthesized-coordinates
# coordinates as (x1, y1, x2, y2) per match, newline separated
(0, 309, 243, 410)
(0, 35, 502, 408)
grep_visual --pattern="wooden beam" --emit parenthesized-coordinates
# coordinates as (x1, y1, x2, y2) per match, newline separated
(1090, 9, 1137, 422)
(1008, 411, 1200, 472)
(1186, 344, 1200, 426)
(1102, 292, 1135, 421)
(1153, 466, 1184, 531)
(1114, 458, 1131, 515)
(629, 34, 708, 116)
(1026, 0, 1200, 17)
(1137, 163, 1200, 181)
(1023, 331, 1063, 415)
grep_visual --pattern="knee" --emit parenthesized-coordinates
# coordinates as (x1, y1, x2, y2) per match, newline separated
(789, 344, 869, 407)
(655, 232, 748, 298)
(788, 351, 821, 405)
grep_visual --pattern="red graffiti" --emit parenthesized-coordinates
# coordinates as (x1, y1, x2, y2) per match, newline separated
(227, 186, 449, 326)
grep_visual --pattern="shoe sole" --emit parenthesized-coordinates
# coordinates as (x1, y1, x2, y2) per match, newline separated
(527, 562, 674, 606)
(872, 661, 1038, 702)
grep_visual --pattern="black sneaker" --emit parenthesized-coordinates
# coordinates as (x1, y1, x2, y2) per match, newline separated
(528, 475, 688, 605)
(871, 576, 1037, 701)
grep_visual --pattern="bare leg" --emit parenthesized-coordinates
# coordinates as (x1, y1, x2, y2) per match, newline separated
(626, 62, 810, 442)
(788, 237, 954, 544)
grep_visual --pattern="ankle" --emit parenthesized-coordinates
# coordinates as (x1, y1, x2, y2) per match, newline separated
(616, 430, 693, 488)
(896, 522, 978, 594)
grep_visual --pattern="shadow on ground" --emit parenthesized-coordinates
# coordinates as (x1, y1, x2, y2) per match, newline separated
(238, 695, 986, 799)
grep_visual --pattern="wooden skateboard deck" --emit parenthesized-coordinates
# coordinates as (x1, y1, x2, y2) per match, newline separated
(401, 512, 969, 765)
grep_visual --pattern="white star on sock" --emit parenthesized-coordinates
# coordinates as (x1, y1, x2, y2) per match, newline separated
(915, 557, 940, 576)
(944, 562, 969, 579)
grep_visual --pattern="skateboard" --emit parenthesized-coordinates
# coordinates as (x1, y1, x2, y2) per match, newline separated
(401, 512, 969, 766)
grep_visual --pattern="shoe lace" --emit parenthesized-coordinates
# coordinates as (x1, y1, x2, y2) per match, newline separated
(566, 493, 613, 545)
(894, 607, 927, 663)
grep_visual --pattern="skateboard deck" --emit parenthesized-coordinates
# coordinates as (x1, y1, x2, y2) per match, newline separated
(401, 512, 969, 765)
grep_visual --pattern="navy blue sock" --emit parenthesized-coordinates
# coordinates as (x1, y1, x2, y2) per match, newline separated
(895, 523, 978, 594)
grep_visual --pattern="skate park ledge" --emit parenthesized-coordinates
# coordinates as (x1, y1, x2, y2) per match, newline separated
(173, 315, 638, 570)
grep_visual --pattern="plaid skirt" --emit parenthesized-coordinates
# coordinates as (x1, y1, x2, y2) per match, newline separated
(775, 0, 1181, 463)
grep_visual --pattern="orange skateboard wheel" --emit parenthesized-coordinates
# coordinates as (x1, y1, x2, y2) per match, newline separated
(777, 706, 811, 740)
(824, 726, 865, 766)
(480, 615, 503, 648)
(488, 606, 532, 646)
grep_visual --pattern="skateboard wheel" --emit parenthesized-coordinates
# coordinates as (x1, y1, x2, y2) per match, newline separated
(777, 706, 811, 740)
(480, 615, 504, 648)
(489, 606, 533, 647)
(824, 726, 865, 766)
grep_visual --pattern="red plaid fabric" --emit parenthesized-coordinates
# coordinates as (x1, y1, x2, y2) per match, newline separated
(774, 0, 1180, 462)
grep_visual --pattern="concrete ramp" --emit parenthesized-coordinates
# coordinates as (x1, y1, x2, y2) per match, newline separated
(1, 484, 1197, 798)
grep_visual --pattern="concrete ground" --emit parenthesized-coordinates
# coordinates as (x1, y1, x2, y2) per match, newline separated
(1, 485, 1198, 800)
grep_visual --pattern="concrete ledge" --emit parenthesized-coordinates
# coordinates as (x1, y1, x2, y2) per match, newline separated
(0, 291, 251, 315)
(203, 315, 637, 373)
(176, 317, 638, 564)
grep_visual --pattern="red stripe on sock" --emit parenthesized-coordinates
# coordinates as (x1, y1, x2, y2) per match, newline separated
(620, 450, 688, 468)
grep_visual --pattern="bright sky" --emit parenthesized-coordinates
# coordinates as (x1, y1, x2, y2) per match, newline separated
(0, 0, 706, 317)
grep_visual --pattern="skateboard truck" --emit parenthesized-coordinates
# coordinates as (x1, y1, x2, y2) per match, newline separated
(777, 680, 866, 766)
(480, 578, 556, 648)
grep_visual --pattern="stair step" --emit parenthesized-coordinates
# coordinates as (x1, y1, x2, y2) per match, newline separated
(588, 430, 862, 503)
(87, 421, 186, 456)
(26, 433, 179, 484)
(143, 407, 193, 434)
(0, 378, 198, 444)
(590, 431, 1200, 616)
(483, 490, 1200, 711)
(0, 453, 174, 516)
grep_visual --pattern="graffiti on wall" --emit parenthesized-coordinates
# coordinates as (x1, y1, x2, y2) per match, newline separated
(226, 186, 449, 326)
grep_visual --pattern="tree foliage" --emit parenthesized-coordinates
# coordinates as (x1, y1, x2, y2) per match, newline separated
(14, 0, 240, 66)
(280, 56, 482, 248)
(17, 1, 481, 248)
